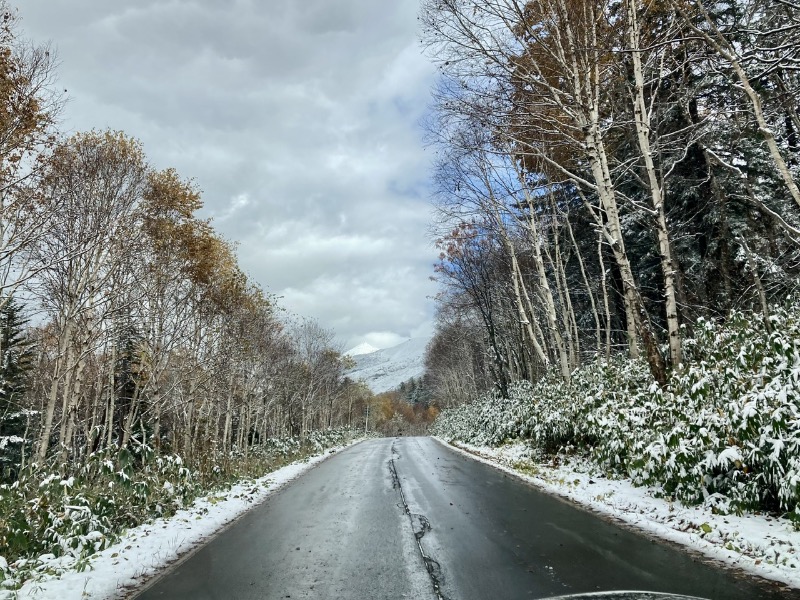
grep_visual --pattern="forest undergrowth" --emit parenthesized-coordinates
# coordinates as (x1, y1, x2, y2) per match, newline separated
(431, 301, 800, 525)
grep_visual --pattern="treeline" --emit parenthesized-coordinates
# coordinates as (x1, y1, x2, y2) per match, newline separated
(0, 4, 372, 479)
(369, 378, 439, 436)
(420, 0, 800, 402)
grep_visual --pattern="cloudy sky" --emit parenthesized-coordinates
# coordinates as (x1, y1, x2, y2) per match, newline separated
(20, 0, 439, 351)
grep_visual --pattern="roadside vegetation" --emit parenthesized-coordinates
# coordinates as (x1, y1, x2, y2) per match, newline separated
(432, 303, 800, 521)
(0, 428, 366, 589)
(420, 0, 800, 526)
(369, 382, 439, 436)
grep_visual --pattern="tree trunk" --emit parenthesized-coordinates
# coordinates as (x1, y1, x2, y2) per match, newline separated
(61, 348, 88, 461)
(518, 184, 570, 378)
(598, 231, 612, 360)
(627, 0, 682, 368)
(222, 370, 235, 452)
(183, 380, 197, 459)
(508, 240, 549, 368)
(105, 344, 117, 449)
(566, 213, 601, 360)
(37, 316, 74, 461)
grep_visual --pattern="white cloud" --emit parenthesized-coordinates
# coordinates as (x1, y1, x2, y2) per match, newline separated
(21, 0, 438, 350)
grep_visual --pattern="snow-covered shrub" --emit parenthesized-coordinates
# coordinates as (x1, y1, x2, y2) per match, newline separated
(519, 373, 579, 452)
(0, 446, 200, 565)
(637, 307, 800, 515)
(431, 301, 800, 519)
(522, 358, 657, 463)
(430, 381, 534, 445)
(433, 358, 657, 458)
(429, 396, 485, 442)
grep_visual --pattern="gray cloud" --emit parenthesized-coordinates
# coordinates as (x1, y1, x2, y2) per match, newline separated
(21, 0, 438, 350)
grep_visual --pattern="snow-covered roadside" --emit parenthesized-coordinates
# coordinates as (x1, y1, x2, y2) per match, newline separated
(436, 437, 800, 591)
(6, 439, 365, 600)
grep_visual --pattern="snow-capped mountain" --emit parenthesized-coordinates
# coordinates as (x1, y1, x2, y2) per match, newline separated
(344, 342, 380, 357)
(345, 338, 428, 394)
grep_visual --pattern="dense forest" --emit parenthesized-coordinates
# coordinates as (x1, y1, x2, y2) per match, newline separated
(420, 0, 800, 400)
(420, 0, 800, 520)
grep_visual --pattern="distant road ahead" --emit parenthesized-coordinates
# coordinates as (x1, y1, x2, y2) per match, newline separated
(133, 437, 796, 600)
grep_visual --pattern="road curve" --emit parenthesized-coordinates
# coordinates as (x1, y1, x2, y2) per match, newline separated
(132, 437, 796, 600)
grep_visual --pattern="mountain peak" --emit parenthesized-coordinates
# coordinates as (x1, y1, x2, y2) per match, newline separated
(345, 342, 380, 357)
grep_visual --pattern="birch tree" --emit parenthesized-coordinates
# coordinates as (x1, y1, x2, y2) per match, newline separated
(33, 131, 148, 461)
(422, 0, 668, 382)
(621, 0, 684, 366)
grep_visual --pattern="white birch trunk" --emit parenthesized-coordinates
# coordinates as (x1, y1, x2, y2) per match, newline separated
(627, 0, 682, 367)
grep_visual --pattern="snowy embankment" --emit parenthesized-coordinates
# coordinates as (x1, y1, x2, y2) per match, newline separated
(6, 439, 365, 600)
(440, 438, 800, 591)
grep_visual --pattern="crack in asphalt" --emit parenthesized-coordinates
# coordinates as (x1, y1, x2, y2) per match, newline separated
(390, 440, 451, 600)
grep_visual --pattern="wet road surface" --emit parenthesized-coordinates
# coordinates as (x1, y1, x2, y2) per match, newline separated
(132, 437, 798, 600)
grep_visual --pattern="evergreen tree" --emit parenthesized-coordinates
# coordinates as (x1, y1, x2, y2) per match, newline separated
(112, 323, 149, 450)
(0, 297, 33, 480)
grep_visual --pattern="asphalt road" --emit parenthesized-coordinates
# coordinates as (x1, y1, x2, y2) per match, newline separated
(132, 437, 797, 600)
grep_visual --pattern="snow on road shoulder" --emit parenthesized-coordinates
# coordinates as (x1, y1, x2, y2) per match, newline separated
(11, 440, 364, 600)
(435, 437, 800, 591)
